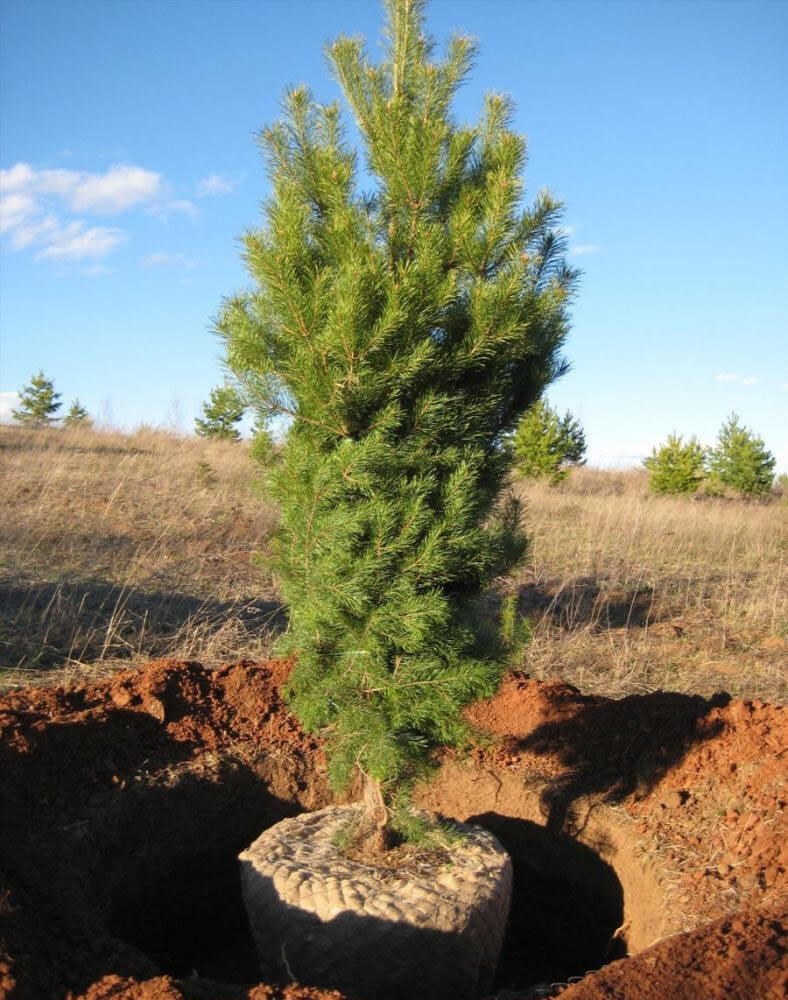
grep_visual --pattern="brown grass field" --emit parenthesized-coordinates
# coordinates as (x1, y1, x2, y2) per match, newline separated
(1, 422, 785, 702)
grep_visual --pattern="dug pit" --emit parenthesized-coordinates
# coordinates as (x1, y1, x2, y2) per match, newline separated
(103, 769, 625, 995)
(0, 659, 784, 1000)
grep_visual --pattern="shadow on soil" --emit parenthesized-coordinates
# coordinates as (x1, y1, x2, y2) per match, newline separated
(471, 812, 626, 991)
(0, 576, 287, 672)
(0, 705, 318, 999)
(516, 688, 730, 833)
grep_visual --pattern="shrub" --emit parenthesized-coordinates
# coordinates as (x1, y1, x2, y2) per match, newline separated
(195, 383, 246, 440)
(218, 0, 577, 842)
(643, 434, 705, 495)
(12, 371, 62, 426)
(512, 399, 586, 483)
(707, 413, 776, 498)
(63, 399, 92, 428)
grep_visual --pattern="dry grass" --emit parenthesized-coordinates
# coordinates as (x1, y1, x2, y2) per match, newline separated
(0, 424, 281, 688)
(508, 468, 787, 702)
(1, 425, 785, 702)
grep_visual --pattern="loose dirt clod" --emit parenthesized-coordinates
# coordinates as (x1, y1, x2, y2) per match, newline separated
(1, 658, 785, 999)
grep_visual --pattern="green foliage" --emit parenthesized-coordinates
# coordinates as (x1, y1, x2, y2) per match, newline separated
(707, 413, 775, 498)
(249, 425, 275, 465)
(558, 410, 587, 466)
(195, 383, 246, 440)
(63, 399, 92, 428)
(194, 459, 218, 488)
(643, 434, 706, 495)
(12, 371, 62, 426)
(512, 399, 586, 483)
(218, 0, 577, 810)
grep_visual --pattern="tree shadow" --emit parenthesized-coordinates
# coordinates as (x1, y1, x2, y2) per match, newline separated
(467, 812, 625, 989)
(0, 696, 318, 999)
(514, 689, 730, 833)
(517, 577, 668, 631)
(0, 576, 287, 673)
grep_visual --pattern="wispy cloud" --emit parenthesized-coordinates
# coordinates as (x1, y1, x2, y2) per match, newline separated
(0, 392, 21, 423)
(570, 244, 601, 256)
(0, 160, 189, 262)
(141, 251, 195, 269)
(714, 373, 757, 385)
(195, 173, 239, 197)
(37, 221, 125, 260)
(1, 162, 162, 214)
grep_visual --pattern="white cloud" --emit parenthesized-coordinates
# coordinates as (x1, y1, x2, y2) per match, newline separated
(196, 173, 237, 197)
(570, 244, 601, 256)
(37, 222, 125, 260)
(0, 160, 184, 263)
(9, 215, 59, 249)
(1, 161, 161, 213)
(714, 373, 757, 385)
(0, 392, 21, 423)
(70, 164, 161, 213)
(141, 251, 195, 269)
(0, 192, 38, 233)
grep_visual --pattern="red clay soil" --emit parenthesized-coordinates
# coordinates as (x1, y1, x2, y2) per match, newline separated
(1, 660, 785, 1000)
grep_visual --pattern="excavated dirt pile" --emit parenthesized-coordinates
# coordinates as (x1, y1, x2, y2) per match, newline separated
(0, 660, 785, 1000)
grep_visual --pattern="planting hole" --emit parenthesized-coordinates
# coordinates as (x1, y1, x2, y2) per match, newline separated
(106, 776, 625, 994)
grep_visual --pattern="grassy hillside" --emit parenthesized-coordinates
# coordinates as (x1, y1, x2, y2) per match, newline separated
(1, 424, 785, 702)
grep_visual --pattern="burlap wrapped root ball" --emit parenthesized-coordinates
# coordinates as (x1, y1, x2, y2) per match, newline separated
(239, 805, 512, 1000)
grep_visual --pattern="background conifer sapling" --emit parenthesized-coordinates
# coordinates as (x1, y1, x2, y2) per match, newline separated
(195, 382, 246, 440)
(643, 433, 706, 495)
(12, 371, 62, 427)
(219, 0, 578, 848)
(512, 399, 586, 484)
(63, 399, 92, 428)
(707, 413, 775, 498)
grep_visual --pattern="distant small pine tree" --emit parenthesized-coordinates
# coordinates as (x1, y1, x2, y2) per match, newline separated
(195, 383, 246, 440)
(512, 399, 586, 483)
(63, 399, 92, 428)
(707, 413, 775, 498)
(12, 371, 62, 426)
(558, 411, 587, 466)
(643, 434, 705, 495)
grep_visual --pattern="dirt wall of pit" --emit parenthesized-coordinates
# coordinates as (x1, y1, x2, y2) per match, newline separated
(0, 659, 785, 1000)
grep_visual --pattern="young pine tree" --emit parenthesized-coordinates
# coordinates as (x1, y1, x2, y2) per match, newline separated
(12, 371, 62, 426)
(63, 399, 92, 428)
(512, 399, 586, 483)
(707, 413, 775, 498)
(219, 0, 578, 844)
(195, 383, 246, 440)
(643, 433, 706, 495)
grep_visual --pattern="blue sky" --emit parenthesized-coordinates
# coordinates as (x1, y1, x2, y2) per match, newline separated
(1, 0, 786, 469)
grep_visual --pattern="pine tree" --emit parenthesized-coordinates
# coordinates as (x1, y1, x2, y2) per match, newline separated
(512, 399, 586, 483)
(558, 410, 587, 466)
(195, 382, 246, 440)
(643, 433, 705, 495)
(707, 413, 775, 498)
(218, 0, 577, 843)
(63, 399, 92, 428)
(12, 371, 62, 426)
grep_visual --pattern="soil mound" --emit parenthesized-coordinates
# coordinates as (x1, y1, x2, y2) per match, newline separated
(1, 660, 785, 1000)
